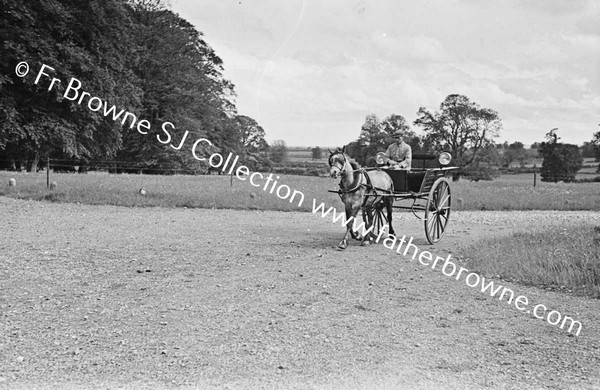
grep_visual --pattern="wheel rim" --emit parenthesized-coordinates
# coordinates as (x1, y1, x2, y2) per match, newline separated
(424, 179, 451, 244)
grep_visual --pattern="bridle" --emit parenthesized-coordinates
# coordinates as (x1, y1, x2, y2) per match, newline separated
(329, 152, 366, 194)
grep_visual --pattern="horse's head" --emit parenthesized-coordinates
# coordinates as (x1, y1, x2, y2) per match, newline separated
(328, 146, 348, 179)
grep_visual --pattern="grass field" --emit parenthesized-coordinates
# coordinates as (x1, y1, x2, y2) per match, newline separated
(286, 147, 329, 163)
(1, 170, 599, 211)
(463, 224, 600, 298)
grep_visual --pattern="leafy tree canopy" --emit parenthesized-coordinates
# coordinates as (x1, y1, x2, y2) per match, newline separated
(0, 0, 267, 173)
(414, 94, 502, 171)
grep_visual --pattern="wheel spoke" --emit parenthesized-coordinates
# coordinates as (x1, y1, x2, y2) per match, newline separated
(371, 210, 379, 236)
(439, 212, 448, 223)
(438, 191, 449, 209)
(437, 214, 444, 238)
(437, 184, 447, 203)
(427, 211, 436, 226)
(427, 212, 437, 233)
(371, 212, 377, 234)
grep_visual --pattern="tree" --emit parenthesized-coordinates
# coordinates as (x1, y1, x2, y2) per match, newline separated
(592, 131, 600, 161)
(509, 141, 524, 150)
(502, 141, 528, 167)
(229, 115, 270, 170)
(270, 140, 288, 164)
(0, 0, 141, 170)
(591, 131, 600, 173)
(530, 142, 541, 149)
(414, 94, 502, 174)
(346, 113, 420, 166)
(0, 0, 241, 174)
(461, 144, 501, 181)
(311, 147, 322, 160)
(381, 114, 422, 150)
(581, 142, 596, 158)
(116, 1, 236, 174)
(539, 129, 583, 182)
(359, 114, 382, 141)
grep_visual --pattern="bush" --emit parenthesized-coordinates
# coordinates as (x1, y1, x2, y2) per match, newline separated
(539, 139, 583, 183)
(462, 163, 500, 181)
(270, 140, 288, 164)
(576, 176, 600, 183)
(499, 167, 538, 174)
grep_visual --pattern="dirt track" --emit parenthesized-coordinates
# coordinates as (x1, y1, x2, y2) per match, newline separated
(1, 197, 600, 389)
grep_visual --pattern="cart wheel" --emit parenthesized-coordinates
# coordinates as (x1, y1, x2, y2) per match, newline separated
(370, 202, 388, 239)
(424, 178, 451, 244)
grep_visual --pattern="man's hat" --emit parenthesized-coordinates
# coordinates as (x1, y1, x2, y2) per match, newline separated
(392, 130, 404, 138)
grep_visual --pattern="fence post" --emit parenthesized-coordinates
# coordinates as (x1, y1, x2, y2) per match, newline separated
(47, 157, 50, 188)
(533, 170, 536, 188)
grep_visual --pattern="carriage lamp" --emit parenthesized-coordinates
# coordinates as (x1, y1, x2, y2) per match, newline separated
(375, 152, 386, 165)
(439, 152, 452, 165)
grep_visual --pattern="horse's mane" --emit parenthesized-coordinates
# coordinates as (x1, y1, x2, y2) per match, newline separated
(347, 157, 361, 170)
(329, 148, 361, 170)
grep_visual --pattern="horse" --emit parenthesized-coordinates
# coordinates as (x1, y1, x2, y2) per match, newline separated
(328, 146, 395, 249)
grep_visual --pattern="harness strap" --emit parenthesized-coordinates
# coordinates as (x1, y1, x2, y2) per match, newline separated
(361, 171, 374, 207)
(337, 169, 364, 193)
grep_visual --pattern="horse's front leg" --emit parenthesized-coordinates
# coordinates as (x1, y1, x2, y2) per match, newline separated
(338, 203, 361, 250)
(360, 205, 374, 246)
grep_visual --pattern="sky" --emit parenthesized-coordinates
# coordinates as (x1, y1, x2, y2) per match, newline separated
(170, 0, 600, 147)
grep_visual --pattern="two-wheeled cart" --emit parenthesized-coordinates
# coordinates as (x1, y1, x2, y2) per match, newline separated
(366, 152, 458, 244)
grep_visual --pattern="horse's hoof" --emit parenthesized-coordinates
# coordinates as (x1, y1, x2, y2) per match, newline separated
(336, 245, 346, 251)
(361, 240, 371, 246)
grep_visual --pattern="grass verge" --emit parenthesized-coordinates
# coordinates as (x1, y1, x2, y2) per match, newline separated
(1, 171, 599, 211)
(462, 224, 600, 298)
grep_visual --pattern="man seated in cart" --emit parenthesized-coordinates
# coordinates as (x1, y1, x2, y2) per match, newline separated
(383, 130, 412, 169)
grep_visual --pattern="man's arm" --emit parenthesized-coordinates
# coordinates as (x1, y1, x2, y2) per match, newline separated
(399, 144, 412, 169)
(384, 144, 393, 158)
(384, 144, 396, 165)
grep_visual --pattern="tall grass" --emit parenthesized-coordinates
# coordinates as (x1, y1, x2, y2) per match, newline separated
(462, 225, 600, 298)
(1, 170, 599, 211)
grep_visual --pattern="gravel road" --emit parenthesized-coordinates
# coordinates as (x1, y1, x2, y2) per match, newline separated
(1, 197, 599, 389)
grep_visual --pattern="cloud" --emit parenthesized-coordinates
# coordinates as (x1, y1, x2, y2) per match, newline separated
(171, 0, 600, 146)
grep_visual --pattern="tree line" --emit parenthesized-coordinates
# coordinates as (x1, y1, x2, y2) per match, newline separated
(346, 94, 599, 182)
(0, 0, 272, 174)
(1, 1, 597, 181)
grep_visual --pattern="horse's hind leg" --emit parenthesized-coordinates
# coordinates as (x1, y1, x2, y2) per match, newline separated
(386, 198, 395, 236)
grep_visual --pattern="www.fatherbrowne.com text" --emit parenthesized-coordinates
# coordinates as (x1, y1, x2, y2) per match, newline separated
(21, 61, 583, 337)
(311, 200, 583, 337)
